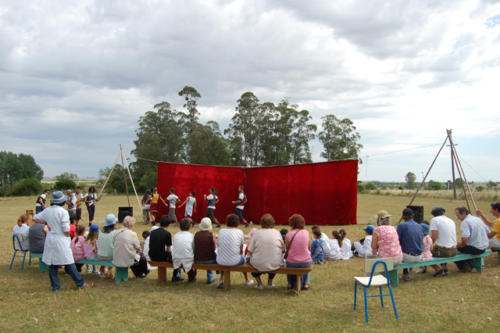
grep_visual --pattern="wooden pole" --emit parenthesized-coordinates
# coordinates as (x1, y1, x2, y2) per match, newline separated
(451, 142, 478, 211)
(97, 151, 121, 198)
(121, 148, 143, 215)
(448, 129, 457, 200)
(452, 151, 471, 212)
(120, 144, 131, 207)
(407, 135, 449, 208)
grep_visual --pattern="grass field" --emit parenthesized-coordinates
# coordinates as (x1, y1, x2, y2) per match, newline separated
(1, 194, 499, 332)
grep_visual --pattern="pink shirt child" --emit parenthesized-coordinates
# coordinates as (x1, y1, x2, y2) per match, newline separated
(286, 229, 312, 263)
(83, 240, 97, 259)
(70, 236, 85, 261)
(421, 235, 433, 261)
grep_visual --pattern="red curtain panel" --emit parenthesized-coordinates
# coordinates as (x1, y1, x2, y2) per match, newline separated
(157, 160, 357, 225)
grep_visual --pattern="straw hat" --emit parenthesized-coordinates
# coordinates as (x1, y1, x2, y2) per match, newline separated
(199, 217, 212, 231)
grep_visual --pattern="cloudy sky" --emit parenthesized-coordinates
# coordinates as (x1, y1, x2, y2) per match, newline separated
(1, 0, 499, 182)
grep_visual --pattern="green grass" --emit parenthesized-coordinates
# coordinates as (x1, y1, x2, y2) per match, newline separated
(1, 194, 499, 332)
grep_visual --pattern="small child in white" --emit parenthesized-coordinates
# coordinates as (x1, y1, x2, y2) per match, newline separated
(353, 225, 374, 258)
(166, 188, 180, 223)
(172, 218, 196, 282)
(179, 191, 197, 224)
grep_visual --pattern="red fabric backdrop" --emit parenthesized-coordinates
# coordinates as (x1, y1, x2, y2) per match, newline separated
(157, 160, 357, 225)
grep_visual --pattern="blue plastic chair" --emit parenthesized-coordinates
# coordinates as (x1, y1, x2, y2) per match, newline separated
(9, 234, 29, 271)
(353, 258, 399, 323)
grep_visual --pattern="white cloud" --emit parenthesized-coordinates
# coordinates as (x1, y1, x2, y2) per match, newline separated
(0, 0, 499, 180)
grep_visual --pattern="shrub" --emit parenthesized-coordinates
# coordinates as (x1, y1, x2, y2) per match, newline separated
(425, 180, 444, 191)
(11, 178, 42, 196)
(54, 179, 76, 191)
(365, 182, 377, 190)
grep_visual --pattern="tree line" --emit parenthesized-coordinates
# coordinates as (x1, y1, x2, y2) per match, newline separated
(131, 86, 363, 191)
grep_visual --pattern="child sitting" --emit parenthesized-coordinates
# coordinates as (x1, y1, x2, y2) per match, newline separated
(338, 229, 353, 260)
(417, 222, 433, 273)
(325, 230, 342, 260)
(172, 217, 196, 282)
(84, 224, 99, 274)
(311, 229, 325, 264)
(70, 225, 86, 272)
(352, 225, 374, 258)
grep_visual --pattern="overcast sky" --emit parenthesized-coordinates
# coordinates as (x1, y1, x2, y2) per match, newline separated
(1, 0, 499, 182)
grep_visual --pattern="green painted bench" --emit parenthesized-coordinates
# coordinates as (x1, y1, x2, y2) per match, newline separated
(388, 250, 491, 286)
(29, 252, 124, 283)
(492, 248, 500, 264)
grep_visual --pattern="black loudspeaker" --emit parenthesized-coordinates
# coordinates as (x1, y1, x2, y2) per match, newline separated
(407, 205, 424, 223)
(118, 206, 133, 223)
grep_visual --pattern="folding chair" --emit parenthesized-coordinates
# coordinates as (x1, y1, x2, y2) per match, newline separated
(9, 234, 29, 271)
(353, 258, 398, 323)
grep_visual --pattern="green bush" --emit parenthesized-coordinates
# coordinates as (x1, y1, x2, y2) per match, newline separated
(426, 180, 444, 191)
(357, 183, 366, 193)
(365, 182, 377, 190)
(53, 179, 76, 191)
(11, 178, 42, 196)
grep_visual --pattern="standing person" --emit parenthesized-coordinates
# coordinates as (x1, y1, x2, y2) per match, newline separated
(204, 188, 221, 228)
(179, 191, 197, 221)
(166, 188, 180, 223)
(429, 207, 457, 277)
(141, 191, 152, 225)
(232, 185, 249, 227)
(285, 214, 312, 291)
(32, 191, 93, 291)
(35, 189, 50, 214)
(75, 187, 84, 225)
(66, 189, 77, 223)
(476, 202, 500, 249)
(194, 217, 217, 284)
(397, 208, 424, 281)
(454, 206, 489, 272)
(149, 187, 168, 224)
(85, 186, 101, 225)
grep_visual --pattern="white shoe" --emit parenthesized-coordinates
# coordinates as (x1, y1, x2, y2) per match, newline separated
(254, 285, 264, 290)
(86, 268, 92, 274)
(245, 280, 254, 286)
(267, 284, 276, 289)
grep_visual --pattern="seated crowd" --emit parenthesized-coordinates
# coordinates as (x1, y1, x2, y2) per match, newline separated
(13, 193, 500, 291)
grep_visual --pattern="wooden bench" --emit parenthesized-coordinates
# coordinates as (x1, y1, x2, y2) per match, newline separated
(388, 250, 491, 286)
(149, 261, 313, 294)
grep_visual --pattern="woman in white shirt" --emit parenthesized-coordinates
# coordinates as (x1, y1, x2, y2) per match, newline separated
(216, 213, 246, 288)
(172, 218, 195, 281)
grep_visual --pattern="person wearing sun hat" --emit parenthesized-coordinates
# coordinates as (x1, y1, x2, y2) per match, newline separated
(33, 190, 93, 291)
(194, 217, 217, 284)
(353, 225, 375, 258)
(97, 213, 118, 278)
(375, 210, 392, 226)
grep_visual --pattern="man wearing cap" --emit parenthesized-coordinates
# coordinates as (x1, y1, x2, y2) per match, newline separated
(476, 202, 500, 249)
(429, 206, 457, 277)
(353, 225, 374, 258)
(397, 208, 424, 281)
(33, 191, 93, 291)
(454, 206, 489, 272)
